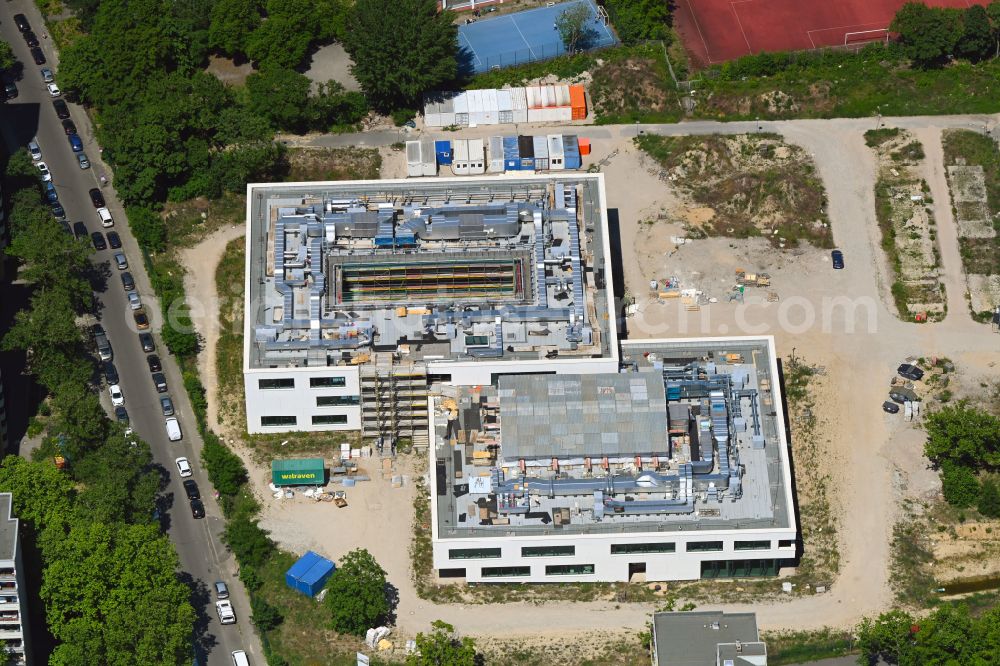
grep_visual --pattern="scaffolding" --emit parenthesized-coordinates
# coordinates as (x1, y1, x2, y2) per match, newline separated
(360, 362, 430, 442)
(337, 258, 525, 304)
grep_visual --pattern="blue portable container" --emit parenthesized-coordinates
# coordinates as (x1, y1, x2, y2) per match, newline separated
(503, 136, 520, 171)
(563, 135, 581, 170)
(285, 551, 322, 590)
(435, 140, 453, 165)
(296, 557, 336, 597)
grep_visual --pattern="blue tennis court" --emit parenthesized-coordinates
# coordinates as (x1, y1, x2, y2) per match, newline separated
(457, 0, 617, 74)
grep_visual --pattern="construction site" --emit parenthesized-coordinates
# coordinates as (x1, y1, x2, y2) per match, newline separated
(242, 175, 618, 440)
(429, 336, 797, 583)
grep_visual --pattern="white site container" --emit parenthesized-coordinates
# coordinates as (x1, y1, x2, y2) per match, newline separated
(497, 89, 513, 124)
(406, 140, 423, 177)
(438, 96, 456, 127)
(481, 88, 499, 125)
(453, 93, 470, 126)
(423, 97, 441, 127)
(510, 87, 528, 123)
(467, 138, 486, 174)
(547, 134, 565, 170)
(420, 138, 437, 176)
(452, 139, 470, 175)
(488, 136, 505, 173)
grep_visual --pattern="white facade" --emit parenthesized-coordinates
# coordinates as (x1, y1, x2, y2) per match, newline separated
(244, 364, 362, 434)
(0, 494, 29, 664)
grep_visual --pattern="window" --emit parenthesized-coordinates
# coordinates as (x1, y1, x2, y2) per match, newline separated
(260, 415, 296, 427)
(611, 542, 676, 555)
(686, 541, 724, 552)
(735, 540, 771, 551)
(312, 414, 348, 425)
(449, 548, 501, 560)
(779, 539, 795, 548)
(481, 566, 530, 578)
(258, 378, 294, 390)
(310, 376, 346, 388)
(545, 564, 594, 576)
(316, 395, 360, 407)
(522, 545, 575, 557)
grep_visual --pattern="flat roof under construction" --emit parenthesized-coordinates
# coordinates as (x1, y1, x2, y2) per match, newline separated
(244, 175, 616, 372)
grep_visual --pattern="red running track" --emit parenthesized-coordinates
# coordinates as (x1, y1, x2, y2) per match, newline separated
(675, 0, 986, 66)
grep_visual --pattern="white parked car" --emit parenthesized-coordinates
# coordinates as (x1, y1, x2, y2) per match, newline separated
(165, 416, 182, 442)
(216, 600, 236, 625)
(97, 207, 113, 228)
(175, 457, 192, 478)
(127, 292, 142, 310)
(36, 161, 51, 182)
(109, 384, 124, 407)
(46, 83, 60, 97)
(28, 140, 42, 161)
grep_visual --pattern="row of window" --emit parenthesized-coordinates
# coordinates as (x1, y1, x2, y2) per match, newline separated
(481, 564, 595, 578)
(258, 376, 346, 390)
(449, 540, 780, 560)
(261, 414, 349, 427)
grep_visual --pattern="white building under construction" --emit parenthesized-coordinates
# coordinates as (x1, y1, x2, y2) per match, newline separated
(429, 337, 797, 583)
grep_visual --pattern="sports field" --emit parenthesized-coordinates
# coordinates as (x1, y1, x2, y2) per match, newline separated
(675, 0, 989, 66)
(457, 0, 617, 74)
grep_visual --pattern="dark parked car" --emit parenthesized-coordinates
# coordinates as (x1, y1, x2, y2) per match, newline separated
(183, 479, 200, 501)
(68, 134, 83, 152)
(3, 82, 17, 100)
(882, 401, 900, 414)
(14, 14, 31, 32)
(30, 47, 45, 65)
(139, 332, 155, 352)
(121, 271, 135, 291)
(44, 181, 59, 203)
(107, 231, 122, 249)
(62, 118, 77, 135)
(88, 188, 105, 208)
(151, 372, 167, 393)
(102, 362, 119, 385)
(50, 203, 66, 220)
(114, 406, 129, 424)
(190, 499, 205, 519)
(897, 363, 924, 381)
(23, 32, 39, 48)
(214, 581, 229, 599)
(73, 221, 88, 239)
(831, 249, 844, 270)
(160, 396, 174, 416)
(146, 354, 162, 372)
(91, 232, 107, 250)
(52, 99, 70, 119)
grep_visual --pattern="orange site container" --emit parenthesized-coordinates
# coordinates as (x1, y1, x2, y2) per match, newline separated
(578, 138, 591, 155)
(569, 85, 586, 120)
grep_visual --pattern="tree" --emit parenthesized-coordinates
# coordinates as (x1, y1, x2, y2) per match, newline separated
(0, 41, 15, 72)
(602, 0, 670, 43)
(343, 0, 457, 110)
(126, 207, 168, 254)
(891, 3, 962, 68)
(940, 461, 980, 508)
(251, 596, 284, 631)
(325, 548, 389, 635)
(556, 2, 599, 53)
(988, 1, 1000, 58)
(408, 620, 478, 666)
(161, 322, 200, 358)
(0, 457, 75, 531)
(978, 478, 1000, 518)
(244, 0, 320, 70)
(856, 609, 917, 665)
(6, 217, 95, 312)
(924, 402, 1000, 470)
(307, 81, 368, 131)
(957, 5, 993, 61)
(244, 67, 312, 131)
(209, 0, 262, 58)
(202, 433, 248, 496)
(3, 292, 92, 392)
(223, 514, 274, 568)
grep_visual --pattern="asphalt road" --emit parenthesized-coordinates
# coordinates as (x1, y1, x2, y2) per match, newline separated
(0, 3, 262, 664)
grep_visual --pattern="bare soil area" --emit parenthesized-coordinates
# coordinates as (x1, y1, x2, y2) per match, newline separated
(205, 55, 254, 87)
(286, 146, 382, 182)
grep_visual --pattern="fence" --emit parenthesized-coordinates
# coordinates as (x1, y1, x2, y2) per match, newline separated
(462, 38, 617, 74)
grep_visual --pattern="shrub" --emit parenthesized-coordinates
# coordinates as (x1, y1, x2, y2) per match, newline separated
(941, 462, 980, 508)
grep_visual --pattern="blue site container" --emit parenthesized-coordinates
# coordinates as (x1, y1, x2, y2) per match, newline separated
(503, 136, 520, 171)
(563, 135, 581, 170)
(296, 558, 336, 596)
(435, 140, 453, 165)
(285, 551, 322, 590)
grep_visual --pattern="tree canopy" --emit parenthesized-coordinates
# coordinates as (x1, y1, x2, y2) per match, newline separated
(891, 3, 964, 67)
(325, 548, 390, 635)
(857, 604, 1000, 665)
(602, 0, 670, 43)
(556, 3, 599, 53)
(342, 0, 458, 110)
(924, 402, 1000, 470)
(408, 620, 478, 666)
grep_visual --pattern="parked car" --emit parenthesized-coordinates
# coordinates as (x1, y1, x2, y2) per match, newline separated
(175, 457, 192, 478)
(160, 395, 174, 416)
(46, 83, 60, 97)
(139, 332, 155, 352)
(214, 581, 229, 599)
(107, 231, 122, 249)
(50, 203, 66, 220)
(165, 415, 182, 440)
(133, 311, 149, 330)
(62, 118, 77, 134)
(52, 99, 69, 119)
(152, 372, 167, 393)
(114, 252, 128, 270)
(44, 181, 58, 203)
(30, 48, 45, 66)
(77, 153, 90, 169)
(91, 232, 106, 250)
(109, 384, 124, 407)
(115, 406, 129, 424)
(146, 354, 162, 372)
(183, 479, 200, 501)
(121, 271, 135, 291)
(13, 14, 31, 32)
(88, 188, 105, 208)
(36, 161, 51, 182)
(73, 221, 88, 239)
(897, 363, 924, 381)
(127, 291, 142, 310)
(2, 82, 16, 100)
(831, 249, 844, 269)
(97, 207, 113, 227)
(190, 499, 206, 519)
(23, 32, 39, 48)
(40, 68, 53, 83)
(102, 362, 119, 385)
(28, 140, 42, 161)
(68, 134, 83, 152)
(882, 401, 900, 414)
(215, 599, 235, 624)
